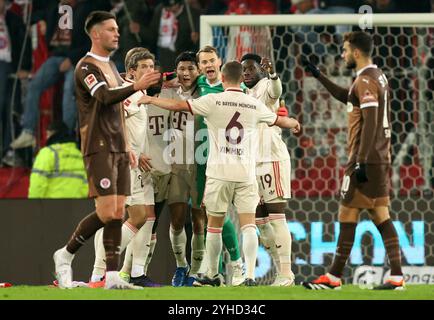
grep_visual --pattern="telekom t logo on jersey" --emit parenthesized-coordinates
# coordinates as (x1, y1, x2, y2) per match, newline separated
(148, 115, 167, 136)
(171, 112, 189, 130)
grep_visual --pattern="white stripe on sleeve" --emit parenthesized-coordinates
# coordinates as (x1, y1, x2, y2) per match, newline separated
(90, 81, 107, 96)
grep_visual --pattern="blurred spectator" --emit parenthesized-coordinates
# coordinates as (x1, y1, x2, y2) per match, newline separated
(28, 120, 88, 198)
(208, 0, 277, 14)
(362, 0, 431, 12)
(0, 0, 32, 159)
(205, 0, 227, 14)
(10, 0, 95, 150)
(363, 0, 398, 13)
(111, 0, 154, 72)
(150, 0, 200, 71)
(294, 0, 359, 62)
(394, 0, 431, 12)
(305, 1, 359, 36)
(188, 0, 208, 12)
(291, 0, 316, 13)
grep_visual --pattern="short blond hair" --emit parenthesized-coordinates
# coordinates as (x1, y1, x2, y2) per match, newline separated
(196, 45, 219, 61)
(124, 47, 150, 71)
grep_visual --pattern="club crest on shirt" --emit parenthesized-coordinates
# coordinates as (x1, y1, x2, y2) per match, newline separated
(124, 99, 131, 108)
(84, 74, 97, 89)
(100, 178, 111, 189)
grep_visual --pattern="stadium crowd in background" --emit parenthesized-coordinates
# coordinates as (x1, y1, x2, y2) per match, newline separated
(0, 0, 433, 289)
(0, 0, 432, 169)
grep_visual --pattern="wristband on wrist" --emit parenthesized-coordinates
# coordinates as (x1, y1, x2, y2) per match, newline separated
(269, 72, 278, 79)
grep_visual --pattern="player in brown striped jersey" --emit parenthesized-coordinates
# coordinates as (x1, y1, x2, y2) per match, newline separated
(301, 31, 404, 290)
(52, 11, 160, 290)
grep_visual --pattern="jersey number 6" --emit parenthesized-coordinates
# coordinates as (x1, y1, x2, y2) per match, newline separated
(225, 111, 244, 145)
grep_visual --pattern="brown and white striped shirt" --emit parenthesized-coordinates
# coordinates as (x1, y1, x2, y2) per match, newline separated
(346, 64, 391, 170)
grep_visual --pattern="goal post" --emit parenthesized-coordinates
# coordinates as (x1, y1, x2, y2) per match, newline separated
(200, 13, 434, 285)
(200, 13, 434, 48)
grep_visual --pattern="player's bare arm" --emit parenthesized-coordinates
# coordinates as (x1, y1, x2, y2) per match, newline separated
(133, 70, 161, 91)
(301, 56, 349, 104)
(137, 95, 189, 112)
(274, 116, 301, 133)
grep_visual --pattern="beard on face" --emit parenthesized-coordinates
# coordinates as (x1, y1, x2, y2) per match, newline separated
(345, 56, 356, 69)
(101, 37, 118, 53)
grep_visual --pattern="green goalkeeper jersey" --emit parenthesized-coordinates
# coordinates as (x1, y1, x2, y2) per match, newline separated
(195, 75, 247, 206)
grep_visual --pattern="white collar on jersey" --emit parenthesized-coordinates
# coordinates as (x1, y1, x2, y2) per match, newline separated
(86, 52, 110, 62)
(177, 85, 197, 97)
(206, 78, 222, 87)
(356, 64, 377, 77)
(225, 87, 243, 92)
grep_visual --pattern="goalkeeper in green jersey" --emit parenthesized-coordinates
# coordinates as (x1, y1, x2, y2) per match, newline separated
(195, 45, 246, 286)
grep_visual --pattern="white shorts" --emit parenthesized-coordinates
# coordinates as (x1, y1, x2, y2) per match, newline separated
(152, 173, 171, 203)
(126, 168, 154, 206)
(256, 160, 291, 204)
(167, 166, 199, 209)
(204, 177, 259, 215)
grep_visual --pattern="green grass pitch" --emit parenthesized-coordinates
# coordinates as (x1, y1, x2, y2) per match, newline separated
(1, 285, 433, 300)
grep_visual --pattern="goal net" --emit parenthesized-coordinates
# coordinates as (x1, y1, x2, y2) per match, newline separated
(201, 13, 434, 286)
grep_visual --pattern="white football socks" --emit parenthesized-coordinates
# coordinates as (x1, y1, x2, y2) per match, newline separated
(130, 218, 155, 278)
(190, 233, 205, 275)
(241, 224, 258, 280)
(256, 218, 281, 273)
(269, 214, 293, 278)
(169, 226, 188, 268)
(205, 227, 222, 278)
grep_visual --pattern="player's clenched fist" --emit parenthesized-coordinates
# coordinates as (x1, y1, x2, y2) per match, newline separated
(261, 57, 274, 74)
(289, 118, 301, 134)
(133, 71, 161, 91)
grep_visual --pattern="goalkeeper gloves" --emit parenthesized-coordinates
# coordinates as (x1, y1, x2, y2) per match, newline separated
(301, 56, 321, 78)
(277, 107, 288, 116)
(355, 163, 368, 183)
(277, 100, 288, 116)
